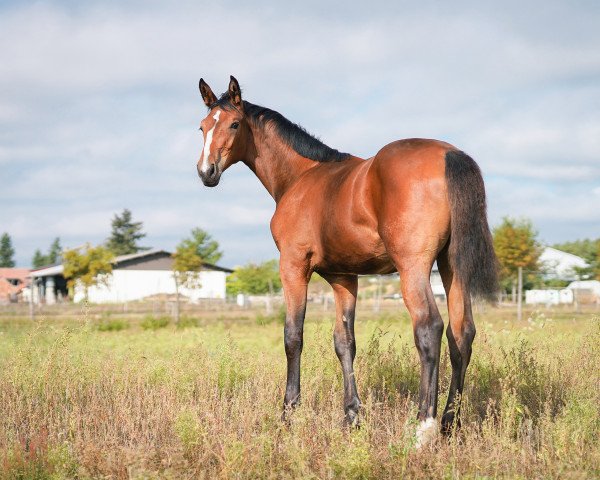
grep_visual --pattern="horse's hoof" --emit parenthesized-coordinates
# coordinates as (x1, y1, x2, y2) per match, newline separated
(441, 412, 461, 436)
(281, 404, 296, 425)
(343, 409, 360, 429)
(415, 417, 438, 449)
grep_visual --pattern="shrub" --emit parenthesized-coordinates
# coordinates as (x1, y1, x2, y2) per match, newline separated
(176, 316, 199, 329)
(140, 315, 170, 331)
(96, 318, 129, 332)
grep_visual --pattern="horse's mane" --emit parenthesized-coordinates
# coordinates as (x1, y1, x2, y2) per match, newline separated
(211, 92, 350, 163)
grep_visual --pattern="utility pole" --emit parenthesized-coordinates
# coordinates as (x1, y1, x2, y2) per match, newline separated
(517, 266, 523, 322)
(374, 275, 382, 313)
(266, 278, 274, 315)
(29, 277, 35, 321)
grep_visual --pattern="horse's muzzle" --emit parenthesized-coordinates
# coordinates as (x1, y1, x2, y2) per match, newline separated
(198, 162, 221, 187)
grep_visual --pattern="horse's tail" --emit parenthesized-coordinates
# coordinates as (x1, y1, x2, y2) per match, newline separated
(444, 150, 498, 300)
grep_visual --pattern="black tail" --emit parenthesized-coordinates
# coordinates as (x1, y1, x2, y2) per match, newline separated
(445, 150, 498, 300)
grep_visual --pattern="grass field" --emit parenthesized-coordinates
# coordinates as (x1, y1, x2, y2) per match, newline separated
(0, 304, 598, 479)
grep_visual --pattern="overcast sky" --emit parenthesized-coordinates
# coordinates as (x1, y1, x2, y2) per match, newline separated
(1, 0, 599, 268)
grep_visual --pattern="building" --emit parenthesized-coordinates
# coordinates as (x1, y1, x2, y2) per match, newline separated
(30, 249, 233, 304)
(567, 280, 600, 304)
(523, 248, 591, 305)
(540, 247, 588, 281)
(0, 268, 30, 304)
(525, 289, 573, 305)
(430, 263, 446, 299)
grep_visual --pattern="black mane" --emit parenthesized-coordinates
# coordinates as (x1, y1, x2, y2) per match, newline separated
(211, 92, 350, 163)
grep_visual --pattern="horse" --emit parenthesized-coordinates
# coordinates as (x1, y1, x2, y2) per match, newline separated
(195, 76, 498, 448)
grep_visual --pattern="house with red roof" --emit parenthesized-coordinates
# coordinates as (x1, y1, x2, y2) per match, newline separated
(0, 268, 31, 304)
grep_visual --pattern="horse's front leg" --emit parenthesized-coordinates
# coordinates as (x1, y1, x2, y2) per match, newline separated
(279, 256, 310, 420)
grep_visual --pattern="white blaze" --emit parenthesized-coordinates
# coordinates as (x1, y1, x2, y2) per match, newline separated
(201, 110, 221, 173)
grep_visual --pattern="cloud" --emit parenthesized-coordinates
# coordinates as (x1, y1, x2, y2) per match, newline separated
(1, 0, 599, 267)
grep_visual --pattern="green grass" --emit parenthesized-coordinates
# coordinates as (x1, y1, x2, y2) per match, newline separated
(0, 306, 598, 478)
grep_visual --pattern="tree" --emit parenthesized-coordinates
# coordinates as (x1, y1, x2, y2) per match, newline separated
(47, 237, 62, 264)
(183, 228, 223, 265)
(0, 233, 16, 267)
(493, 217, 542, 296)
(32, 249, 47, 269)
(172, 230, 209, 324)
(226, 260, 282, 295)
(63, 244, 114, 301)
(106, 209, 148, 255)
(31, 237, 63, 268)
(553, 238, 600, 280)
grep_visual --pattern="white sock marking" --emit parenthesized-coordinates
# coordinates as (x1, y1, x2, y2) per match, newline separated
(415, 417, 438, 449)
(201, 110, 221, 173)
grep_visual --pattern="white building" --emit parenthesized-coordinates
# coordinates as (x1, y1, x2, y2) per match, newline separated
(430, 263, 446, 299)
(567, 280, 600, 304)
(540, 247, 588, 281)
(525, 289, 573, 305)
(30, 249, 232, 304)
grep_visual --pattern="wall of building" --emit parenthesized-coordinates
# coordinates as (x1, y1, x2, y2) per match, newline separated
(73, 269, 226, 303)
(525, 289, 573, 305)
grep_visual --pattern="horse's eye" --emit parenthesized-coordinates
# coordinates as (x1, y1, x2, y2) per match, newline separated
(231, 122, 239, 130)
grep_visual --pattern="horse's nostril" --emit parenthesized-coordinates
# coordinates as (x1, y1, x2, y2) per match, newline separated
(208, 163, 216, 177)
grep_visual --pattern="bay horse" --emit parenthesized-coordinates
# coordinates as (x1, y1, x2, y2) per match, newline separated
(195, 76, 498, 447)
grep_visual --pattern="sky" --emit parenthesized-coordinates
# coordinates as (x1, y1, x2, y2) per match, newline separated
(1, 0, 599, 268)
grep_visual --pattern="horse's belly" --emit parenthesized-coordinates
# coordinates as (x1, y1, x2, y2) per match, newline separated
(313, 228, 396, 275)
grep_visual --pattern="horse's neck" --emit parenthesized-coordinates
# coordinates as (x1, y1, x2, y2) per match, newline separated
(244, 126, 315, 203)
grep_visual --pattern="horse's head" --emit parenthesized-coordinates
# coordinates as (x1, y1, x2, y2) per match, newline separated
(196, 76, 248, 187)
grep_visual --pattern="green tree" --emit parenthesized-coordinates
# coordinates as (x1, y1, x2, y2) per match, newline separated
(182, 228, 223, 265)
(552, 238, 599, 280)
(226, 259, 281, 295)
(47, 237, 62, 264)
(106, 209, 148, 255)
(172, 230, 209, 324)
(0, 233, 16, 267)
(63, 244, 114, 301)
(32, 249, 47, 268)
(493, 217, 542, 295)
(31, 237, 63, 268)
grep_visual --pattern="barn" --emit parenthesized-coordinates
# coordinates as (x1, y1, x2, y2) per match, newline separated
(30, 249, 233, 304)
(539, 247, 588, 281)
(0, 268, 30, 304)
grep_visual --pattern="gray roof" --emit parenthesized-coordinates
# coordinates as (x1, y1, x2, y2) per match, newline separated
(30, 248, 233, 277)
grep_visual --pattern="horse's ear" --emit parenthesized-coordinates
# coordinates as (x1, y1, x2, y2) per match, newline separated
(228, 75, 243, 109)
(199, 78, 217, 108)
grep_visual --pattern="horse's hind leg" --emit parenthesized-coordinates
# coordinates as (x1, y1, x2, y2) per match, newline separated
(395, 257, 444, 448)
(437, 249, 475, 435)
(323, 273, 361, 426)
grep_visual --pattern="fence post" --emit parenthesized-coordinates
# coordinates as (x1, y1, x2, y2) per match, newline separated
(517, 266, 523, 322)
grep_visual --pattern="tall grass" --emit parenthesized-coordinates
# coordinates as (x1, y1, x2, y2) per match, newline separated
(0, 310, 598, 478)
